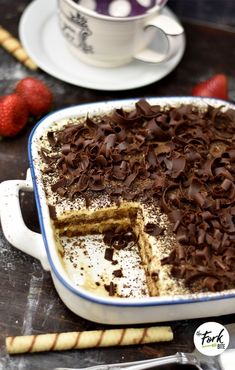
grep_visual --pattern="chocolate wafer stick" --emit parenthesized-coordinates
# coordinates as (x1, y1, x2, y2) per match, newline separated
(6, 326, 173, 354)
(0, 25, 38, 70)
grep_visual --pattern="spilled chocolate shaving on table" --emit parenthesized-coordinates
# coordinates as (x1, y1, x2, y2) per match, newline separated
(41, 99, 235, 293)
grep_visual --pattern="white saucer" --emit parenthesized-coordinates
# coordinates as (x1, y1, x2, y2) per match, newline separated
(19, 0, 186, 91)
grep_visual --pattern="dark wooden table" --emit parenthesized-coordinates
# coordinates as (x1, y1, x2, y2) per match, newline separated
(1, 1, 235, 369)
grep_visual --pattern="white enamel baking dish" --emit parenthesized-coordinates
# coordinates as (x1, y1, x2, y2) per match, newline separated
(1, 97, 235, 325)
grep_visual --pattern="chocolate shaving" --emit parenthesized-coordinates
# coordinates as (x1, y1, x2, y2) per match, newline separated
(165, 156, 186, 178)
(40, 148, 55, 165)
(61, 143, 71, 155)
(104, 248, 114, 261)
(103, 230, 114, 246)
(51, 179, 67, 192)
(89, 174, 105, 191)
(136, 99, 160, 117)
(144, 223, 164, 236)
(57, 187, 67, 197)
(47, 131, 57, 147)
(146, 119, 171, 141)
(48, 205, 57, 220)
(113, 269, 123, 278)
(77, 174, 89, 192)
(104, 282, 116, 296)
(112, 161, 129, 181)
(146, 145, 158, 169)
(124, 172, 138, 187)
(103, 229, 136, 250)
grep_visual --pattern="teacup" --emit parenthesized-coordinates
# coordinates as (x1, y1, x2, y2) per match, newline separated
(58, 0, 184, 68)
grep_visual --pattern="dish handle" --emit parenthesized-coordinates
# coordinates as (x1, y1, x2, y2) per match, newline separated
(0, 173, 50, 271)
(134, 14, 184, 64)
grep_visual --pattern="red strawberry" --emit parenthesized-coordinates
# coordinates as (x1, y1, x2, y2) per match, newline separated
(0, 94, 29, 137)
(15, 77, 53, 116)
(192, 74, 229, 100)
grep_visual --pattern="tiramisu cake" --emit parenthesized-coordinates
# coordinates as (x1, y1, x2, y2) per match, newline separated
(38, 99, 235, 298)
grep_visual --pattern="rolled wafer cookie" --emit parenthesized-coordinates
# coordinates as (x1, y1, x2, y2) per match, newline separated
(0, 25, 38, 70)
(6, 326, 173, 354)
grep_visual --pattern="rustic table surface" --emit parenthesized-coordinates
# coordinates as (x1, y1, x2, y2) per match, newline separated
(1, 1, 235, 369)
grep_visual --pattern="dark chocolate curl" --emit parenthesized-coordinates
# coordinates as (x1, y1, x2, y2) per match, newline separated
(146, 145, 158, 169)
(221, 178, 232, 191)
(48, 205, 57, 220)
(62, 143, 71, 155)
(57, 187, 67, 197)
(168, 210, 183, 232)
(51, 178, 67, 192)
(47, 131, 57, 147)
(111, 108, 138, 125)
(77, 174, 89, 192)
(144, 223, 164, 236)
(214, 167, 234, 181)
(80, 155, 89, 171)
(124, 172, 138, 187)
(188, 177, 202, 198)
(100, 134, 116, 157)
(89, 174, 105, 191)
(202, 277, 224, 292)
(136, 99, 160, 116)
(40, 148, 56, 165)
(167, 156, 186, 178)
(112, 161, 129, 180)
(86, 116, 98, 131)
(161, 185, 178, 213)
(146, 119, 171, 141)
(95, 155, 107, 167)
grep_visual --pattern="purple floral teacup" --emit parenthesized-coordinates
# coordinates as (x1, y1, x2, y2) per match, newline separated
(58, 0, 184, 68)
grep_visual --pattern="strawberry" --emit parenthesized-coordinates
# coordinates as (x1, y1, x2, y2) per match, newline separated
(0, 94, 29, 137)
(15, 77, 53, 116)
(192, 74, 229, 100)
